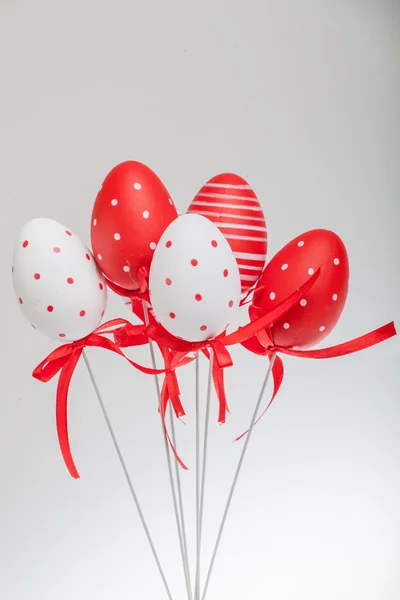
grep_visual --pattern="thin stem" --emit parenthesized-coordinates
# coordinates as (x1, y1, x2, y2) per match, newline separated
(194, 352, 201, 600)
(201, 353, 277, 600)
(195, 350, 213, 597)
(82, 351, 173, 600)
(170, 408, 192, 596)
(142, 302, 192, 600)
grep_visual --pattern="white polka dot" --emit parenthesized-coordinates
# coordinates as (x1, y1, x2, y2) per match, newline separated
(269, 292, 276, 300)
(97, 253, 102, 260)
(143, 210, 149, 219)
(308, 268, 314, 275)
(123, 265, 130, 273)
(319, 325, 325, 332)
(150, 242, 157, 250)
(114, 233, 121, 241)
(281, 263, 288, 271)
(283, 322, 290, 329)
(297, 240, 304, 247)
(332, 293, 338, 301)
(334, 258, 340, 265)
(93, 219, 97, 226)
(111, 199, 118, 206)
(300, 299, 307, 307)
(169, 198, 173, 205)
(134, 182, 142, 190)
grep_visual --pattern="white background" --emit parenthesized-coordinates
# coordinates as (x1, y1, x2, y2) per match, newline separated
(1, 1, 399, 599)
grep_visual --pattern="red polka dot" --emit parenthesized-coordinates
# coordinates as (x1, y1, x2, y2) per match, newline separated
(53, 247, 61, 253)
(211, 240, 218, 248)
(229, 300, 234, 308)
(191, 259, 198, 266)
(166, 241, 172, 248)
(19, 297, 23, 304)
(47, 305, 54, 312)
(169, 312, 176, 319)
(165, 278, 172, 286)
(200, 325, 207, 332)
(34, 273, 41, 280)
(59, 333, 66, 338)
(223, 269, 228, 277)
(195, 294, 202, 301)
(65, 230, 72, 236)
(67, 277, 74, 284)
(79, 310, 86, 317)
(22, 240, 29, 248)
(85, 253, 91, 260)
(99, 282, 104, 290)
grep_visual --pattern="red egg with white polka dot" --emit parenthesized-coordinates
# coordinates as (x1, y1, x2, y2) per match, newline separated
(149, 214, 241, 342)
(91, 161, 178, 290)
(251, 229, 349, 349)
(12, 218, 107, 341)
(187, 173, 267, 294)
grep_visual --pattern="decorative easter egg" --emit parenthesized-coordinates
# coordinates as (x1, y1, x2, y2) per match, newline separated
(149, 214, 241, 342)
(91, 161, 178, 290)
(187, 173, 267, 294)
(252, 229, 349, 349)
(12, 218, 107, 341)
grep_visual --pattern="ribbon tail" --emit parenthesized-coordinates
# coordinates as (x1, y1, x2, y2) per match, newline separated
(280, 321, 397, 359)
(235, 354, 284, 441)
(160, 345, 185, 419)
(56, 349, 83, 479)
(160, 381, 188, 470)
(212, 360, 229, 424)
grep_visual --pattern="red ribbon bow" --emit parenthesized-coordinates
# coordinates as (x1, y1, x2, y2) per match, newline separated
(32, 319, 179, 479)
(238, 310, 397, 439)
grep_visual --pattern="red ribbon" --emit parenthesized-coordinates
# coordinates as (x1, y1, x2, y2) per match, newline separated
(32, 319, 181, 479)
(238, 313, 397, 439)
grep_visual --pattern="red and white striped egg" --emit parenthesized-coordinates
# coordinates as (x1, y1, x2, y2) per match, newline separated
(12, 218, 107, 341)
(149, 214, 241, 342)
(187, 173, 267, 294)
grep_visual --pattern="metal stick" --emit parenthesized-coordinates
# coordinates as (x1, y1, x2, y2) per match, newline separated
(194, 352, 201, 600)
(194, 350, 213, 597)
(169, 407, 192, 595)
(201, 353, 277, 600)
(82, 351, 174, 600)
(142, 302, 192, 600)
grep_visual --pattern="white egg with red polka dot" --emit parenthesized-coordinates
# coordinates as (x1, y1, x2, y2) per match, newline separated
(12, 218, 107, 341)
(149, 214, 241, 342)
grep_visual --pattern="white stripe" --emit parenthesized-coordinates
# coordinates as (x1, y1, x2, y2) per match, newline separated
(234, 251, 267, 261)
(205, 183, 252, 190)
(191, 200, 263, 212)
(240, 274, 260, 282)
(225, 233, 267, 242)
(189, 209, 266, 223)
(219, 223, 267, 232)
(238, 264, 263, 271)
(197, 192, 259, 203)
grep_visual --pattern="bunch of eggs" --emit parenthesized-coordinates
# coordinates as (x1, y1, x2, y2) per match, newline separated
(13, 161, 349, 348)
